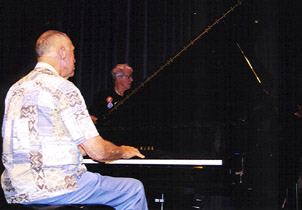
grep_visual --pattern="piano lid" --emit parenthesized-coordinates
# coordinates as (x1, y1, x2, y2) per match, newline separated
(94, 1, 275, 160)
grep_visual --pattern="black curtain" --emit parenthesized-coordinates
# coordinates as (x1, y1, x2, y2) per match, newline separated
(0, 0, 254, 107)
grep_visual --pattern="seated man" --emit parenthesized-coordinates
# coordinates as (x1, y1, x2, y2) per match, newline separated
(89, 64, 134, 124)
(1, 30, 148, 210)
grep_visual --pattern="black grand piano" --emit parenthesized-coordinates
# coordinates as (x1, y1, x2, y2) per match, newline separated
(85, 2, 278, 209)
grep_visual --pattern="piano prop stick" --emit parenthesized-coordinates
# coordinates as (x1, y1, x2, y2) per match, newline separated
(236, 42, 261, 84)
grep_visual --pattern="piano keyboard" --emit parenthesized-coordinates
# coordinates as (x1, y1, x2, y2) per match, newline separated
(83, 158, 223, 166)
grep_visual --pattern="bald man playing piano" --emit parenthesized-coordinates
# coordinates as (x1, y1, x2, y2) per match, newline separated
(1, 30, 148, 210)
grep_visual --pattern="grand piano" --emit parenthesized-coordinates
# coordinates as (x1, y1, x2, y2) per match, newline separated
(85, 2, 278, 209)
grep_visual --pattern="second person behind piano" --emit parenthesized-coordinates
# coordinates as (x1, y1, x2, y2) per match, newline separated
(90, 64, 134, 124)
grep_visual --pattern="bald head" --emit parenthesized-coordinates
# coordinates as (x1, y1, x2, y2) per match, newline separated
(35, 30, 69, 58)
(35, 30, 76, 79)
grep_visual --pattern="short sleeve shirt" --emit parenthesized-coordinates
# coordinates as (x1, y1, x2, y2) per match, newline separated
(1, 62, 99, 203)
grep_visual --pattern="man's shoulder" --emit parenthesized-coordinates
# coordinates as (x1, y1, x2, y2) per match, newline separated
(12, 69, 78, 96)
(124, 88, 132, 96)
(99, 87, 114, 93)
(95, 87, 115, 97)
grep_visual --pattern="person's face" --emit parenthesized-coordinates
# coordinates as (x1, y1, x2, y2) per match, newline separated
(60, 38, 76, 79)
(118, 68, 133, 90)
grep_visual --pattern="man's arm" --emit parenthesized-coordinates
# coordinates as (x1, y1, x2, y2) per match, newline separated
(90, 115, 98, 124)
(78, 145, 87, 156)
(80, 135, 145, 162)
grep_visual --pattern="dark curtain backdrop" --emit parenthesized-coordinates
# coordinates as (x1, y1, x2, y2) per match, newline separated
(0, 0, 278, 107)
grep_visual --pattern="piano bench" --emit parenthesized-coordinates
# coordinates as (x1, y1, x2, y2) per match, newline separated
(1, 204, 115, 210)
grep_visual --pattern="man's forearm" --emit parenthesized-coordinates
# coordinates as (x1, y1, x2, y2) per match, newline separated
(94, 139, 124, 161)
(81, 136, 124, 162)
(81, 135, 144, 161)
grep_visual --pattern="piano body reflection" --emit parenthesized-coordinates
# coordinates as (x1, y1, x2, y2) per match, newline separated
(85, 2, 277, 209)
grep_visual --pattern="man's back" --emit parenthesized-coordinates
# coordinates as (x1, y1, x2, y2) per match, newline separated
(1, 64, 93, 203)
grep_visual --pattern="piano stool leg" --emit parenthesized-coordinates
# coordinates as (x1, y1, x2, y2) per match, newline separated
(154, 193, 164, 210)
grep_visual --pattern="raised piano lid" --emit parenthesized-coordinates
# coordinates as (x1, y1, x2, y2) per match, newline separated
(94, 6, 274, 161)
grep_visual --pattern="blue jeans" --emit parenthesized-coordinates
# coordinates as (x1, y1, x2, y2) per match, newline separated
(23, 171, 148, 210)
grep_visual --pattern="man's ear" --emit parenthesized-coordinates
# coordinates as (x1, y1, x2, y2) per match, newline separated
(58, 46, 66, 60)
(115, 76, 121, 82)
